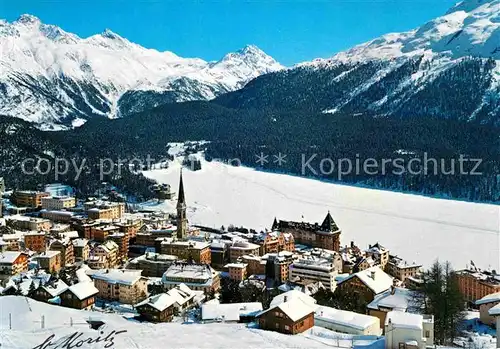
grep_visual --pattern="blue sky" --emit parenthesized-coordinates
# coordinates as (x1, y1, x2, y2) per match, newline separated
(3, 0, 458, 65)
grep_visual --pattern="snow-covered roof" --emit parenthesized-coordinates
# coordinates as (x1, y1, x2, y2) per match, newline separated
(88, 269, 143, 286)
(225, 263, 247, 269)
(385, 311, 423, 330)
(35, 251, 60, 259)
(273, 298, 315, 322)
(315, 306, 379, 330)
(0, 251, 23, 264)
(202, 302, 263, 321)
(72, 238, 88, 247)
(339, 266, 393, 295)
(41, 280, 68, 297)
(367, 287, 415, 311)
(135, 293, 176, 312)
(269, 290, 317, 309)
(488, 303, 500, 316)
(476, 292, 500, 305)
(67, 282, 99, 300)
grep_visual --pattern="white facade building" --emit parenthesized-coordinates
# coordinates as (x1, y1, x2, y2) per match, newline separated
(384, 311, 434, 349)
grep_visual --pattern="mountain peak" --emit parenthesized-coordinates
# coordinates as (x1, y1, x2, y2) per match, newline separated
(101, 28, 123, 40)
(15, 14, 41, 25)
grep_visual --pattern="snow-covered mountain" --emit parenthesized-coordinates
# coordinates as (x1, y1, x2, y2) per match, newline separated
(0, 14, 283, 129)
(285, 0, 500, 123)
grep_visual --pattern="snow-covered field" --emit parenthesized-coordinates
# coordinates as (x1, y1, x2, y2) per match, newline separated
(142, 159, 500, 270)
(0, 297, 340, 349)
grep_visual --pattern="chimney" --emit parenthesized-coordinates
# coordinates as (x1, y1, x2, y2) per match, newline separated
(391, 285, 396, 295)
(284, 295, 288, 302)
(371, 270, 376, 280)
(350, 241, 354, 248)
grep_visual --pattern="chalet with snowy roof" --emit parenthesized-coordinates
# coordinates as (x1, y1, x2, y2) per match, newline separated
(272, 212, 341, 252)
(166, 283, 196, 311)
(88, 268, 148, 304)
(60, 281, 99, 310)
(90, 240, 119, 268)
(0, 251, 28, 277)
(32, 279, 69, 303)
(337, 266, 394, 303)
(476, 292, 500, 326)
(384, 311, 434, 349)
(202, 302, 263, 323)
(365, 243, 390, 270)
(256, 290, 317, 335)
(367, 286, 418, 329)
(315, 305, 381, 336)
(135, 293, 176, 322)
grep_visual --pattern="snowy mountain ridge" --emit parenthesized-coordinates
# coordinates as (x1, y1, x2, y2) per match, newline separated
(0, 14, 283, 128)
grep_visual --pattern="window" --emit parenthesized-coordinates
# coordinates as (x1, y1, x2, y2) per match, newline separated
(275, 323, 280, 329)
(284, 325, 290, 330)
(425, 331, 430, 338)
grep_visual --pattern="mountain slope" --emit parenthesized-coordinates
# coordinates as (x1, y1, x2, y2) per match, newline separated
(216, 0, 500, 124)
(0, 15, 283, 128)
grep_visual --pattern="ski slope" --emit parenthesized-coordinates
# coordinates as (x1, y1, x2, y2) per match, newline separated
(142, 160, 500, 270)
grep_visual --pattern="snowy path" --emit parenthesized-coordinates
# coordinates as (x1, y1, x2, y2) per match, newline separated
(143, 160, 500, 270)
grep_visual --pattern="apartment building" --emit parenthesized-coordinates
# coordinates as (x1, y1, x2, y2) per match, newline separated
(90, 240, 119, 268)
(72, 238, 90, 261)
(229, 240, 261, 262)
(128, 252, 178, 277)
(456, 269, 500, 304)
(226, 263, 248, 281)
(90, 225, 120, 242)
(160, 239, 211, 264)
(6, 216, 52, 231)
(85, 201, 125, 220)
(41, 196, 76, 210)
(24, 232, 47, 252)
(34, 250, 62, 273)
(49, 238, 75, 267)
(10, 191, 49, 208)
(41, 210, 75, 223)
(162, 263, 221, 292)
(386, 255, 422, 282)
(89, 269, 148, 305)
(108, 233, 129, 260)
(115, 217, 143, 239)
(365, 243, 390, 270)
(253, 230, 295, 255)
(0, 251, 28, 276)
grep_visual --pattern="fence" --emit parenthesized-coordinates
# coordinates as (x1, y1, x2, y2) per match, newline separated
(5, 313, 95, 330)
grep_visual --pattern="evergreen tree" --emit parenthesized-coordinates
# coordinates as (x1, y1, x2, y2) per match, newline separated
(28, 280, 36, 297)
(417, 260, 465, 345)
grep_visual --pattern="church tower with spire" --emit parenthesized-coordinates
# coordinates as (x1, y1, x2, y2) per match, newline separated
(176, 169, 188, 240)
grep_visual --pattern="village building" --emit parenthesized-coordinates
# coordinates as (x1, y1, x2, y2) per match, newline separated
(41, 196, 76, 210)
(162, 262, 221, 292)
(241, 254, 266, 276)
(10, 191, 49, 208)
(88, 269, 148, 305)
(32, 279, 69, 303)
(289, 249, 342, 291)
(135, 293, 176, 322)
(487, 305, 500, 348)
(85, 201, 125, 220)
(166, 283, 197, 312)
(59, 281, 99, 310)
(49, 238, 75, 267)
(210, 240, 228, 268)
(229, 240, 261, 262)
(0, 251, 28, 277)
(90, 240, 119, 268)
(72, 238, 90, 262)
(256, 290, 317, 335)
(476, 292, 500, 326)
(115, 217, 143, 239)
(365, 243, 390, 270)
(367, 286, 417, 330)
(456, 268, 500, 305)
(41, 210, 75, 223)
(6, 216, 52, 231)
(1, 233, 21, 251)
(314, 305, 381, 335)
(128, 252, 179, 277)
(34, 250, 61, 273)
(337, 266, 394, 303)
(264, 251, 295, 284)
(272, 212, 341, 252)
(384, 311, 434, 349)
(225, 263, 248, 281)
(108, 232, 129, 260)
(252, 230, 295, 255)
(278, 277, 325, 296)
(24, 232, 47, 252)
(201, 302, 263, 323)
(90, 225, 120, 242)
(387, 255, 422, 282)
(160, 239, 211, 264)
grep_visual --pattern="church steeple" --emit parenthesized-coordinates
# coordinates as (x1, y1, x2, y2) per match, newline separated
(176, 169, 187, 240)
